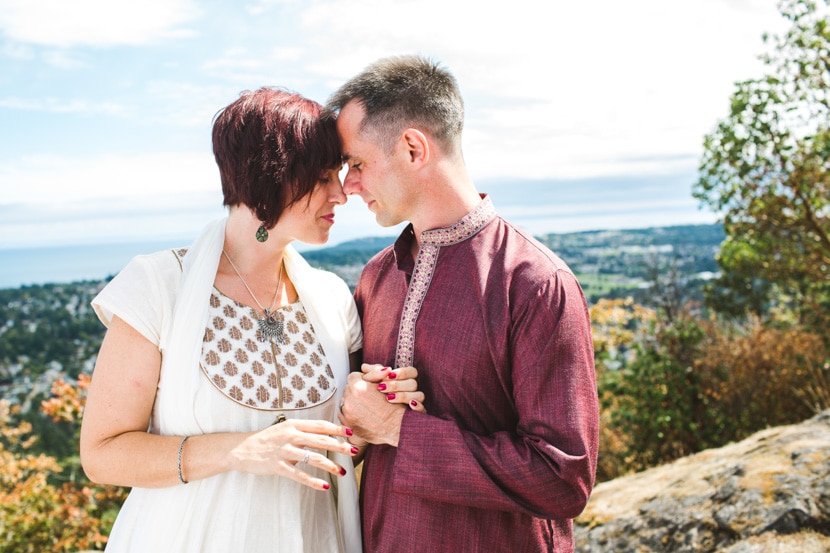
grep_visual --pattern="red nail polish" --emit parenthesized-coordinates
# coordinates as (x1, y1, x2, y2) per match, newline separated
(388, 372, 397, 379)
(410, 400, 418, 407)
(387, 393, 396, 400)
(339, 467, 347, 476)
(377, 383, 387, 391)
(323, 483, 330, 490)
(351, 446, 359, 455)
(345, 428, 353, 436)
(382, 366, 391, 371)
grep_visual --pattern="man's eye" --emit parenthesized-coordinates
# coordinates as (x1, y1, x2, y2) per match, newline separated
(351, 162, 362, 170)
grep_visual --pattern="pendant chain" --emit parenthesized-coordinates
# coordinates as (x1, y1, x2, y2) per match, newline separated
(222, 249, 282, 314)
(222, 249, 285, 342)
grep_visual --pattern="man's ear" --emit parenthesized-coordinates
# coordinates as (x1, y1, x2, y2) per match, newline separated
(400, 128, 430, 166)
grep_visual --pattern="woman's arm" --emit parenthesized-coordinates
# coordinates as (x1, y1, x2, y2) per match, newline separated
(80, 316, 357, 490)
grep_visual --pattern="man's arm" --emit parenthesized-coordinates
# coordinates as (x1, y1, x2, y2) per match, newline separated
(388, 271, 599, 519)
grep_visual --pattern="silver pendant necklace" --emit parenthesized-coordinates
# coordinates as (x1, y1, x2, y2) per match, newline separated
(222, 249, 284, 343)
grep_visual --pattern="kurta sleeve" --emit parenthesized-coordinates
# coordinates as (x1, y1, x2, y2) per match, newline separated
(392, 269, 599, 519)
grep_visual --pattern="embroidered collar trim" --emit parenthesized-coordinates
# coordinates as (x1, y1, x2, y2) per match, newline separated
(394, 195, 497, 368)
(420, 195, 496, 246)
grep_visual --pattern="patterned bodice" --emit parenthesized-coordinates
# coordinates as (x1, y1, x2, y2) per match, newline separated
(200, 290, 336, 412)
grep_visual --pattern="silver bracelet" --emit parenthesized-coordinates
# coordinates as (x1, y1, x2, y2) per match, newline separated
(177, 436, 189, 484)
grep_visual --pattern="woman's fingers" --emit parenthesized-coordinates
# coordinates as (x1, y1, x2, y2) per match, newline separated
(289, 446, 350, 489)
(361, 365, 426, 412)
(245, 420, 360, 490)
(408, 398, 427, 413)
(360, 363, 392, 382)
(383, 391, 426, 412)
(393, 366, 419, 380)
(376, 378, 417, 393)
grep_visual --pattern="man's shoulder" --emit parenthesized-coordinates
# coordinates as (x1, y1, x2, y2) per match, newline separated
(363, 243, 396, 273)
(487, 217, 574, 275)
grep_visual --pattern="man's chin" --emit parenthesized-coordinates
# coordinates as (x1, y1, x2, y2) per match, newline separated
(374, 213, 401, 228)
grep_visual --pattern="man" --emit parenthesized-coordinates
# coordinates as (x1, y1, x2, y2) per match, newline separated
(330, 55, 599, 553)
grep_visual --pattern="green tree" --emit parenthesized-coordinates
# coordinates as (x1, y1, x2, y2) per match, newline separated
(694, 0, 830, 323)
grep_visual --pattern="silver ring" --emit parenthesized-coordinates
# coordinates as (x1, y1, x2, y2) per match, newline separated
(300, 450, 310, 465)
(339, 399, 345, 413)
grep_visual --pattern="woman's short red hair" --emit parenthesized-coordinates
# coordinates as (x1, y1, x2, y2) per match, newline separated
(212, 87, 341, 229)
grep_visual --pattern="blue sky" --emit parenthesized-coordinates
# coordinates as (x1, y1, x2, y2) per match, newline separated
(0, 0, 790, 249)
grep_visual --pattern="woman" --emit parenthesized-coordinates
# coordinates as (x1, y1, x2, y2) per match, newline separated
(79, 87, 423, 553)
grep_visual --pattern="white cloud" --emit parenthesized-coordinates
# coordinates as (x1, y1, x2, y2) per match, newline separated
(0, 194, 225, 248)
(0, 41, 33, 60)
(41, 50, 84, 69)
(0, 153, 218, 205)
(246, 0, 301, 17)
(291, 0, 786, 180)
(0, 0, 201, 47)
(0, 96, 133, 116)
(203, 48, 264, 72)
(0, 0, 795, 250)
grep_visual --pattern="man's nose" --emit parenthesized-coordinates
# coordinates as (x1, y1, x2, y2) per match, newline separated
(342, 171, 360, 195)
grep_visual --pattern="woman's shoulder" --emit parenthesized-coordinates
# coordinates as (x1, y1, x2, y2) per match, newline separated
(108, 248, 187, 294)
(305, 263, 352, 297)
(130, 247, 187, 275)
(286, 247, 349, 287)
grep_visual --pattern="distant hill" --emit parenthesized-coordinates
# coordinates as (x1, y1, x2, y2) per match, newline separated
(302, 235, 396, 267)
(303, 223, 726, 303)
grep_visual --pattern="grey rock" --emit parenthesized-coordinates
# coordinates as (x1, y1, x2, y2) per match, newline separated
(575, 409, 830, 552)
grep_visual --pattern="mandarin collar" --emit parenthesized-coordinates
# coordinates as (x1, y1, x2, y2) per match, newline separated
(420, 195, 496, 246)
(393, 195, 497, 270)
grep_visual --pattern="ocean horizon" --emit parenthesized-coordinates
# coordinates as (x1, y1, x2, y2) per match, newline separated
(0, 240, 189, 290)
(2, 173, 720, 290)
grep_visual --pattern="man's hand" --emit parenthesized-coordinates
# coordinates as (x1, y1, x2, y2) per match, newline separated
(338, 370, 405, 447)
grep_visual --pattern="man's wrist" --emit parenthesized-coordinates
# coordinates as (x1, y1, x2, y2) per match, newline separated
(347, 435, 369, 447)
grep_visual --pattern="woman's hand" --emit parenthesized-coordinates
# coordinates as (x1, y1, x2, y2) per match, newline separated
(229, 419, 359, 491)
(360, 363, 427, 413)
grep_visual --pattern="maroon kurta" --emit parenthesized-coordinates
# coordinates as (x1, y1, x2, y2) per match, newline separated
(354, 197, 599, 553)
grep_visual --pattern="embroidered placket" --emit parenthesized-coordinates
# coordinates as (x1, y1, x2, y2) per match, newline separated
(394, 197, 497, 368)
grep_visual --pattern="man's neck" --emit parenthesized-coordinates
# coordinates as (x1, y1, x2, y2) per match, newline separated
(409, 190, 483, 256)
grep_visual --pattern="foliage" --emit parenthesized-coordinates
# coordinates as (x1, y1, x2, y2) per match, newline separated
(694, 0, 830, 320)
(590, 299, 656, 480)
(593, 300, 830, 480)
(0, 282, 105, 382)
(42, 374, 90, 424)
(700, 316, 828, 431)
(599, 308, 723, 473)
(590, 298, 656, 373)
(0, 382, 126, 552)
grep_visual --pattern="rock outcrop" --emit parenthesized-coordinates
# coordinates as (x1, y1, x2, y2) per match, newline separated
(575, 410, 830, 552)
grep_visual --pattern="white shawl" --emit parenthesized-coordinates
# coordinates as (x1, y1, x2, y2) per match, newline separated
(155, 217, 363, 553)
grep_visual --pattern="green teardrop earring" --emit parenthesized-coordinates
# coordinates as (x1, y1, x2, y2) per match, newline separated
(255, 224, 269, 243)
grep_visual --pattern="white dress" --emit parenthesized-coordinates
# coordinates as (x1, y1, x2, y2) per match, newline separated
(91, 223, 363, 553)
